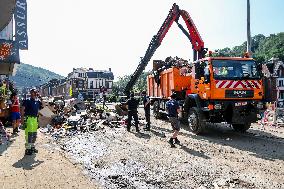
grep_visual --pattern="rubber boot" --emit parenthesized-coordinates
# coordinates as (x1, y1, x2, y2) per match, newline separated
(174, 138, 181, 145)
(168, 138, 176, 148)
(135, 126, 140, 133)
(127, 125, 131, 132)
(143, 124, 150, 131)
(25, 149, 32, 155)
(31, 147, 38, 153)
(12, 128, 17, 134)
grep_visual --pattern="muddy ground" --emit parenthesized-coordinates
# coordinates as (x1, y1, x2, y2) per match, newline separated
(51, 108, 284, 189)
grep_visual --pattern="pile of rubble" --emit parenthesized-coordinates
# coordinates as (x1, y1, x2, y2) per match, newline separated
(39, 98, 143, 140)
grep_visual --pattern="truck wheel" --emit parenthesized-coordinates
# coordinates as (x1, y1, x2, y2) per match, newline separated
(153, 101, 160, 119)
(232, 123, 250, 132)
(188, 107, 205, 134)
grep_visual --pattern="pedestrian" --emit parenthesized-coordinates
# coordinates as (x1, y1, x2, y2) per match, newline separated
(21, 88, 43, 155)
(10, 92, 21, 134)
(166, 93, 181, 148)
(141, 91, 151, 131)
(126, 92, 139, 132)
(102, 93, 107, 109)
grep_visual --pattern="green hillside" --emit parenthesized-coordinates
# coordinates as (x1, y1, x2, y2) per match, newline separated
(215, 32, 284, 62)
(10, 63, 64, 90)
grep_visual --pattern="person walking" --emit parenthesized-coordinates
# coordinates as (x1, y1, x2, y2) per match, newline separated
(21, 88, 43, 155)
(141, 91, 151, 131)
(10, 92, 21, 134)
(126, 92, 139, 132)
(166, 93, 181, 148)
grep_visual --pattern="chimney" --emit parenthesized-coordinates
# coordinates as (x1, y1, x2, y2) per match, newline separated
(89, 68, 93, 71)
(109, 68, 111, 72)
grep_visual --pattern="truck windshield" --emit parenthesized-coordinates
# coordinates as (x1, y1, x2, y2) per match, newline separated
(212, 60, 261, 80)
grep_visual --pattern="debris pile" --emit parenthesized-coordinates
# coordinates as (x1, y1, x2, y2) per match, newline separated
(153, 56, 191, 85)
(39, 98, 142, 140)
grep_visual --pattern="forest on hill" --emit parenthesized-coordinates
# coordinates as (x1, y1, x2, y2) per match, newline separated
(10, 63, 63, 90)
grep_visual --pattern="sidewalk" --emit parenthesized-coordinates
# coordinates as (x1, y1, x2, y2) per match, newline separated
(0, 128, 99, 189)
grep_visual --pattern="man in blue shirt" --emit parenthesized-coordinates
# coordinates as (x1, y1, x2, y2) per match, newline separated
(21, 88, 43, 155)
(166, 93, 181, 148)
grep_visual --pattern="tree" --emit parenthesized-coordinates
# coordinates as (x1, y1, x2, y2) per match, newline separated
(216, 32, 284, 63)
(112, 71, 150, 95)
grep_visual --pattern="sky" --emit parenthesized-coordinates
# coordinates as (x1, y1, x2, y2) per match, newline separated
(19, 0, 284, 80)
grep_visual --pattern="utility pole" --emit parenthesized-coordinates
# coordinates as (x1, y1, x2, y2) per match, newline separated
(247, 0, 252, 57)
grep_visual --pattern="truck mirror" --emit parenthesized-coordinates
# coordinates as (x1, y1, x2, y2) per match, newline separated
(194, 61, 206, 79)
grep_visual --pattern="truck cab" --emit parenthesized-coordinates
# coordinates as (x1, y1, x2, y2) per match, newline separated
(186, 57, 264, 133)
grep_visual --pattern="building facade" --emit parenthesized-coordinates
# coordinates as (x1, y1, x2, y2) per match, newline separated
(39, 67, 114, 100)
(66, 68, 88, 99)
(263, 58, 284, 107)
(86, 68, 114, 100)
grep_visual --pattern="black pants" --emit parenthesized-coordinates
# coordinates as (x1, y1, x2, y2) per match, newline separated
(144, 108, 150, 126)
(127, 110, 139, 129)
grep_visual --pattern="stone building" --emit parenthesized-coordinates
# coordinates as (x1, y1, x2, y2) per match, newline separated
(263, 58, 284, 107)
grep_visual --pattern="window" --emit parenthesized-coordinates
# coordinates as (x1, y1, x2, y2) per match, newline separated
(279, 91, 284, 99)
(279, 80, 284, 87)
(212, 60, 261, 79)
(90, 81, 94, 89)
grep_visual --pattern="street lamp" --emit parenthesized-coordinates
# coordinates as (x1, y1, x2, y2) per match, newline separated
(247, 0, 252, 57)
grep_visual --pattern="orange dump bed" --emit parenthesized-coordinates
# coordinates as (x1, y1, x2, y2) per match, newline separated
(147, 67, 191, 98)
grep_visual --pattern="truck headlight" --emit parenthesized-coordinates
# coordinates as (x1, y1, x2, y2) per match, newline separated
(214, 104, 222, 110)
(257, 102, 263, 109)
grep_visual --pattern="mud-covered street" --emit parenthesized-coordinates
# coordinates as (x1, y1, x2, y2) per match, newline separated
(51, 108, 284, 189)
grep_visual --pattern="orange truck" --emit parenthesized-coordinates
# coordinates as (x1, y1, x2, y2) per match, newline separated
(125, 4, 264, 133)
(148, 56, 264, 134)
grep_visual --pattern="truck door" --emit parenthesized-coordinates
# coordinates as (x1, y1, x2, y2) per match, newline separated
(193, 60, 211, 99)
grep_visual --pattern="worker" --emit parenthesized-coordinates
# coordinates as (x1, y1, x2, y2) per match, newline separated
(141, 91, 151, 131)
(21, 88, 43, 155)
(166, 92, 181, 148)
(220, 67, 228, 76)
(10, 92, 21, 134)
(102, 93, 107, 109)
(126, 92, 139, 132)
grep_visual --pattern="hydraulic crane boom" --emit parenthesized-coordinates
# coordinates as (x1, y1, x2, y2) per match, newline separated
(124, 3, 206, 96)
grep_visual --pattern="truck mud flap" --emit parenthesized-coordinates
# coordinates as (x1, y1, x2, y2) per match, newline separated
(231, 108, 257, 124)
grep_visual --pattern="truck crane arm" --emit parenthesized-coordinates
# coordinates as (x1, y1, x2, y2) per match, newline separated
(124, 3, 205, 96)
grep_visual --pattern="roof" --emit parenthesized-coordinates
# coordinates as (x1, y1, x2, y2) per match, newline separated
(87, 70, 114, 80)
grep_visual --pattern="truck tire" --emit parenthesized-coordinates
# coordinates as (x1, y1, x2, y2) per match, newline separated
(153, 101, 161, 119)
(188, 107, 205, 134)
(232, 123, 250, 132)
